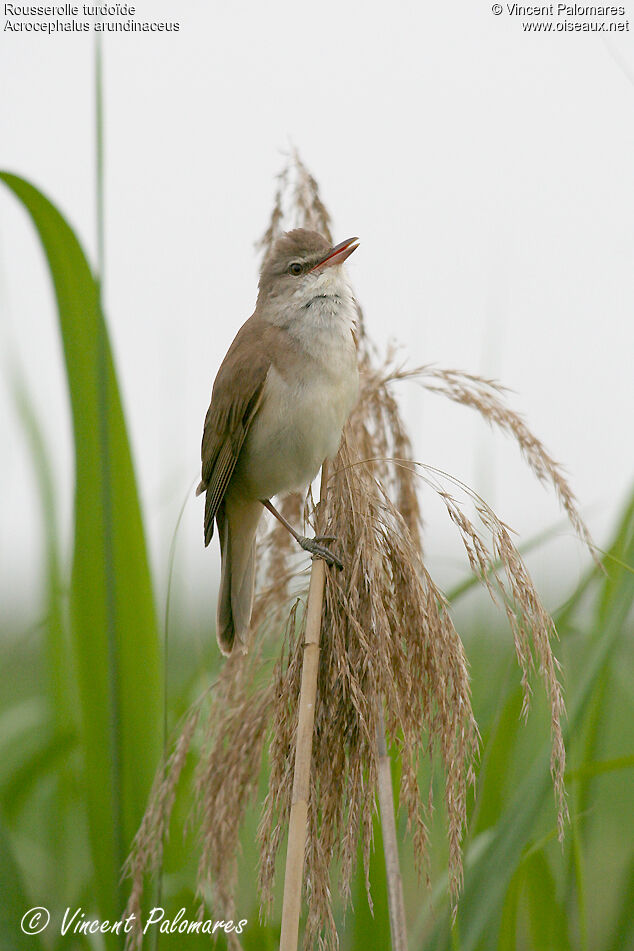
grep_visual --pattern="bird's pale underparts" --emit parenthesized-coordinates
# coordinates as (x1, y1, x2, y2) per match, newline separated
(197, 229, 360, 655)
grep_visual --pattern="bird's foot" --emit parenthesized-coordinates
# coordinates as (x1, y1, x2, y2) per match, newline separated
(298, 535, 343, 570)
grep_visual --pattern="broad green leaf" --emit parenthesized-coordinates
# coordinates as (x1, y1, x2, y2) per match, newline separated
(0, 173, 163, 924)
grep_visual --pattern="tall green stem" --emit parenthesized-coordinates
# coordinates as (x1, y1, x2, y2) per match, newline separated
(95, 34, 125, 895)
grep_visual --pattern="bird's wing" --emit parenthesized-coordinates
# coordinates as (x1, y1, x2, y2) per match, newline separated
(197, 317, 271, 546)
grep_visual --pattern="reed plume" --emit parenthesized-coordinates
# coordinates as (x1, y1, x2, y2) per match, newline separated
(124, 151, 594, 950)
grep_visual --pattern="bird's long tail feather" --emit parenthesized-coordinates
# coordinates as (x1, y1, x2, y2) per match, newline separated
(216, 496, 262, 655)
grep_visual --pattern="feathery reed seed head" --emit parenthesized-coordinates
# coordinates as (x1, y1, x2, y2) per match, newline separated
(124, 152, 595, 950)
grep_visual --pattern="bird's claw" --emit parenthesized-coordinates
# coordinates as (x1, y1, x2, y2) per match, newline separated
(299, 536, 344, 571)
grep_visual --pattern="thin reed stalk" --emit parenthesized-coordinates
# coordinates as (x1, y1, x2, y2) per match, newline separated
(376, 706, 408, 951)
(280, 465, 329, 951)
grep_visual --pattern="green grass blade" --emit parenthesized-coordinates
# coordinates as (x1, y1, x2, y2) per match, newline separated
(0, 727, 76, 818)
(470, 684, 523, 837)
(497, 863, 522, 951)
(347, 813, 391, 950)
(597, 485, 634, 626)
(569, 486, 634, 832)
(446, 520, 568, 604)
(9, 373, 85, 906)
(0, 818, 46, 951)
(566, 486, 634, 951)
(566, 754, 634, 782)
(611, 852, 634, 951)
(524, 849, 572, 950)
(11, 374, 74, 729)
(420, 484, 634, 950)
(0, 172, 163, 922)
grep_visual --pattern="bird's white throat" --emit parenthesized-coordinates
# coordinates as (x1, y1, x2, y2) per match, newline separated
(238, 266, 359, 499)
(263, 266, 357, 352)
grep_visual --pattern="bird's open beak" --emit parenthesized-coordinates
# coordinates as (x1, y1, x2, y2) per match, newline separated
(310, 236, 360, 272)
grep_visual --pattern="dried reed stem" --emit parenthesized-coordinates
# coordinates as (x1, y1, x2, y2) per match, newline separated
(376, 706, 408, 951)
(279, 464, 329, 951)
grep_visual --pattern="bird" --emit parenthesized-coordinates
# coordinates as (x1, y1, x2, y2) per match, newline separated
(196, 228, 360, 656)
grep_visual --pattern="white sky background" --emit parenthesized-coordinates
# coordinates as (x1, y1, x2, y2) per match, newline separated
(1, 0, 633, 630)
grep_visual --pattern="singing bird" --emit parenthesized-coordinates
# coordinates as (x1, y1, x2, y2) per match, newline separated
(197, 229, 360, 656)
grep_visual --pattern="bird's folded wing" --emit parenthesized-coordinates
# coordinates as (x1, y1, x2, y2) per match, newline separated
(198, 318, 271, 546)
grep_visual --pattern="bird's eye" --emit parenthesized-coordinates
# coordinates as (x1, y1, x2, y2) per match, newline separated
(288, 262, 303, 276)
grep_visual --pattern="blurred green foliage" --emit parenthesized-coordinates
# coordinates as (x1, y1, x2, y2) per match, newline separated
(1, 175, 633, 951)
(0, 173, 162, 948)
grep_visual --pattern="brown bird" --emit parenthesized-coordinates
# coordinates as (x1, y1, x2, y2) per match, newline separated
(197, 229, 360, 655)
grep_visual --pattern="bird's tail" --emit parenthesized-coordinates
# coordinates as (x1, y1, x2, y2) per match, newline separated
(215, 495, 262, 655)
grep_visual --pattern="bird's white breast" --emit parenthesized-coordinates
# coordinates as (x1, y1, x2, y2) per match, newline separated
(237, 292, 359, 500)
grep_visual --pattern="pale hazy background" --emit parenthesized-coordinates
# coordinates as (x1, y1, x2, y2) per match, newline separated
(1, 0, 633, 632)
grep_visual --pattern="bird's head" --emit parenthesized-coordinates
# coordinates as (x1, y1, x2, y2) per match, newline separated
(256, 229, 359, 320)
